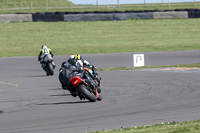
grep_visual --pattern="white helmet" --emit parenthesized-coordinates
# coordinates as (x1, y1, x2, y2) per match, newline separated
(69, 54, 75, 59)
(43, 46, 47, 50)
(41, 45, 46, 49)
(42, 45, 48, 50)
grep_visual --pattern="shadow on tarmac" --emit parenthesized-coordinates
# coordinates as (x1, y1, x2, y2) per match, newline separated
(0, 110, 3, 114)
(48, 88, 63, 91)
(49, 94, 71, 97)
(36, 101, 90, 105)
(26, 75, 48, 77)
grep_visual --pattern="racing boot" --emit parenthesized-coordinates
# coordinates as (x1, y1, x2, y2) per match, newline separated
(62, 84, 67, 90)
(41, 63, 45, 68)
(78, 93, 85, 100)
(71, 91, 78, 97)
(46, 72, 49, 76)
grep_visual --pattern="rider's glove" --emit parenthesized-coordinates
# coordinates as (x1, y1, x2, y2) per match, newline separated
(94, 65, 97, 69)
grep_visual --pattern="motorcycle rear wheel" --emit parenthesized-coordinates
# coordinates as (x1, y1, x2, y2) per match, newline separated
(78, 84, 97, 102)
(47, 63, 54, 76)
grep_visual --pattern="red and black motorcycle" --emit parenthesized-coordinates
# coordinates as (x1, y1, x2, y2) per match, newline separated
(70, 66, 102, 102)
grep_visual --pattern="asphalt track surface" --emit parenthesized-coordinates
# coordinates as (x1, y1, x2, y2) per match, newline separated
(1, 50, 200, 133)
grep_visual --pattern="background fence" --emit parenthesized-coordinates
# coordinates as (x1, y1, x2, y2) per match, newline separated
(0, 0, 200, 13)
(71, 0, 200, 6)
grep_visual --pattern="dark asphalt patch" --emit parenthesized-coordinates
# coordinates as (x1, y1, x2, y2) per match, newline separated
(0, 110, 3, 114)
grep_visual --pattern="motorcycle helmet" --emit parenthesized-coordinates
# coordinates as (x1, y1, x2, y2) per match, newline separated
(74, 54, 82, 60)
(41, 45, 47, 49)
(69, 54, 75, 60)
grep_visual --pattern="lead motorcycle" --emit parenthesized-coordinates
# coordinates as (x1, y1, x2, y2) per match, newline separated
(40, 53, 55, 76)
(59, 63, 102, 102)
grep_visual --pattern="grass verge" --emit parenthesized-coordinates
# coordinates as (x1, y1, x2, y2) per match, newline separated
(1, 19, 200, 57)
(88, 119, 200, 133)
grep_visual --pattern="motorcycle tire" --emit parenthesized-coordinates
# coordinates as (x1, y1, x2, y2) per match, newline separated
(78, 84, 97, 102)
(48, 63, 54, 76)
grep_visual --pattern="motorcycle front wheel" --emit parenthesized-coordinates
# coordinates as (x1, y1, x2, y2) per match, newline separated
(78, 84, 97, 102)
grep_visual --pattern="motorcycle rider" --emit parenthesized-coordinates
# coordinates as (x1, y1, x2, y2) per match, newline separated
(59, 54, 101, 99)
(62, 54, 90, 68)
(38, 45, 56, 68)
(62, 54, 101, 80)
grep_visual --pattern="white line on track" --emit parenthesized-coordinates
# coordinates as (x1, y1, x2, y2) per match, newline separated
(0, 81, 18, 94)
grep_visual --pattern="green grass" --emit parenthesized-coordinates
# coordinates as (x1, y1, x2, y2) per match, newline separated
(0, 0, 74, 13)
(88, 119, 200, 133)
(1, 19, 200, 57)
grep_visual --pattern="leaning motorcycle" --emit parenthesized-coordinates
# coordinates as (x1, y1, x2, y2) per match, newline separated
(70, 66, 102, 102)
(59, 63, 102, 102)
(40, 53, 54, 76)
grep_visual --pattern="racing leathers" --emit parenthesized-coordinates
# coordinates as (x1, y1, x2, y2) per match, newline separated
(38, 48, 56, 68)
(59, 57, 101, 99)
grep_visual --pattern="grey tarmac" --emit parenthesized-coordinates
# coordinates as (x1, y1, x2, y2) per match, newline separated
(0, 50, 200, 133)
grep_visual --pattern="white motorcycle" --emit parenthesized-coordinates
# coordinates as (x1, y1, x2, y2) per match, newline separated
(40, 53, 55, 76)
